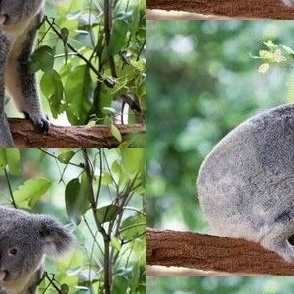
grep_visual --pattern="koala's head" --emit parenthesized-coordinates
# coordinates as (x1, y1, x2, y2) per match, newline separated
(0, 0, 45, 25)
(0, 207, 73, 282)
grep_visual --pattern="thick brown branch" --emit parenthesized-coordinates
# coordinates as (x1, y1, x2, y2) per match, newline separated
(147, 228, 294, 275)
(147, 0, 294, 19)
(9, 119, 145, 148)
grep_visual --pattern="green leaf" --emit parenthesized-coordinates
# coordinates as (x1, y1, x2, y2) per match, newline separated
(14, 177, 52, 208)
(57, 149, 76, 163)
(30, 45, 55, 73)
(120, 148, 145, 174)
(40, 70, 64, 118)
(96, 204, 119, 223)
(120, 213, 146, 240)
(109, 14, 132, 55)
(61, 27, 69, 44)
(110, 124, 122, 142)
(64, 65, 93, 125)
(110, 236, 121, 252)
(60, 284, 69, 294)
(131, 263, 140, 293)
(0, 149, 21, 175)
(6, 149, 21, 175)
(100, 172, 113, 185)
(65, 173, 90, 225)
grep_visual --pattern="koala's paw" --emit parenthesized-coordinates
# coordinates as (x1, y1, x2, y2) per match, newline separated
(24, 112, 50, 134)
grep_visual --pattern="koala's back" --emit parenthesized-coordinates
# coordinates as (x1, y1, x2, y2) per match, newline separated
(197, 104, 294, 242)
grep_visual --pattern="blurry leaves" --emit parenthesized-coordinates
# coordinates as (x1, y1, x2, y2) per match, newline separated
(14, 177, 52, 208)
(0, 149, 20, 175)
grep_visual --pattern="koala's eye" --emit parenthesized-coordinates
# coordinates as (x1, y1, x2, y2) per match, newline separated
(8, 248, 18, 256)
(288, 235, 294, 246)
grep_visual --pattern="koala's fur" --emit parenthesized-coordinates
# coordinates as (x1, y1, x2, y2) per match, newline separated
(282, 0, 294, 6)
(0, 0, 50, 147)
(0, 206, 73, 294)
(197, 104, 294, 262)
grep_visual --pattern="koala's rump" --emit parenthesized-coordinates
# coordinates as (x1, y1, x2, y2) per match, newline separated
(197, 104, 294, 241)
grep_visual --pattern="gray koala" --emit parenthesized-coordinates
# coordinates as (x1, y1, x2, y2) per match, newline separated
(197, 104, 294, 263)
(0, 0, 51, 147)
(0, 206, 73, 294)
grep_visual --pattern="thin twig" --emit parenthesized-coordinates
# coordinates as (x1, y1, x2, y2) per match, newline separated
(4, 167, 17, 208)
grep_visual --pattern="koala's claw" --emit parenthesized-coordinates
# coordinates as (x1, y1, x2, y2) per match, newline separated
(35, 118, 50, 134)
(23, 112, 50, 134)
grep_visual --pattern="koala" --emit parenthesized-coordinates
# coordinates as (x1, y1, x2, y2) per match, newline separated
(0, 206, 73, 294)
(197, 104, 294, 263)
(0, 0, 50, 147)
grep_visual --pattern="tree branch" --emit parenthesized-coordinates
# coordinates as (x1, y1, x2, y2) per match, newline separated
(9, 119, 145, 148)
(147, 0, 294, 19)
(147, 228, 294, 275)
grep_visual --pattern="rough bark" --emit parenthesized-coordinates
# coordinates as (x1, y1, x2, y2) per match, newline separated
(9, 118, 145, 148)
(147, 228, 294, 275)
(147, 0, 294, 19)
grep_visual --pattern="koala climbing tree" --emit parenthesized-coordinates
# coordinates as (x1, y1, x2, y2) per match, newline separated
(197, 104, 294, 263)
(0, 0, 50, 147)
(0, 206, 73, 294)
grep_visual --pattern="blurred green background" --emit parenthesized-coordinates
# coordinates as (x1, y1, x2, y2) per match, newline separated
(147, 276, 294, 294)
(147, 20, 294, 292)
(147, 20, 294, 231)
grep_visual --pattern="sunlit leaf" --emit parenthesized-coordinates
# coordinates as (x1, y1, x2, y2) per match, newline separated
(14, 177, 52, 208)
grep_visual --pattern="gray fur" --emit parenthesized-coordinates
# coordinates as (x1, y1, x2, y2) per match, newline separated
(0, 206, 73, 294)
(282, 0, 294, 6)
(197, 104, 294, 262)
(0, 0, 49, 147)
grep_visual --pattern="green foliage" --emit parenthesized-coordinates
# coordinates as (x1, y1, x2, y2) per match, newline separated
(0, 148, 145, 293)
(37, 0, 146, 126)
(147, 276, 294, 294)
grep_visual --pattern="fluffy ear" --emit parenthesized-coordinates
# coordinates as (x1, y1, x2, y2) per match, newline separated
(38, 216, 74, 256)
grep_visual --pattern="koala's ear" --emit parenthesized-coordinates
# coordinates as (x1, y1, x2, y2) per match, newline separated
(38, 216, 74, 256)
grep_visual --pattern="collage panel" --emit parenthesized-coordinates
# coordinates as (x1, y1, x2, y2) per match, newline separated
(147, 19, 294, 291)
(0, 0, 146, 294)
(1, 0, 145, 148)
(0, 148, 145, 293)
